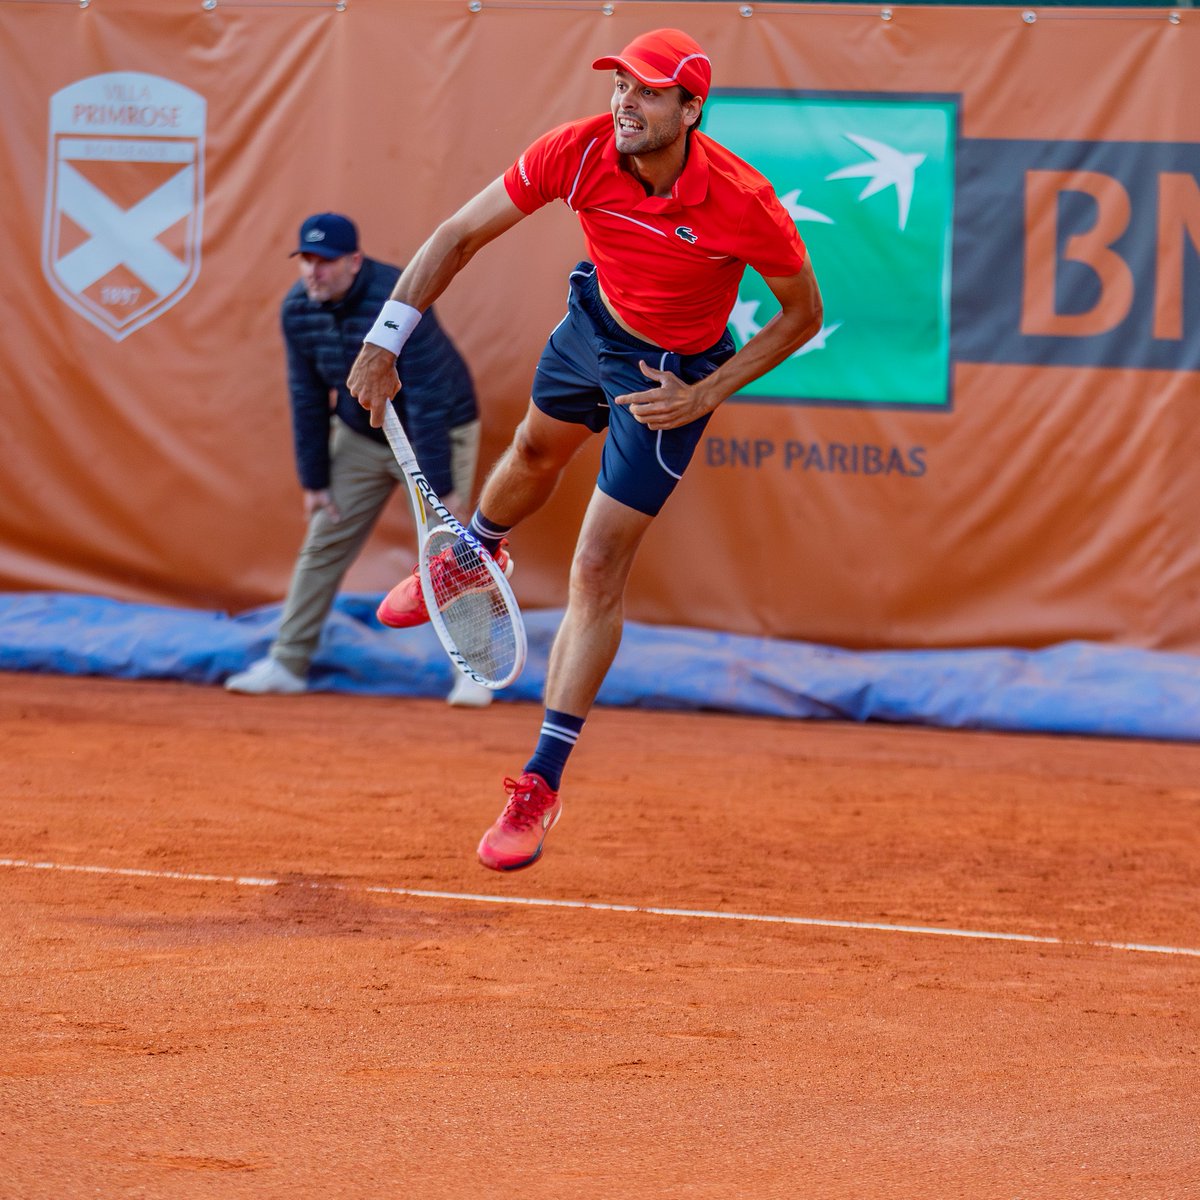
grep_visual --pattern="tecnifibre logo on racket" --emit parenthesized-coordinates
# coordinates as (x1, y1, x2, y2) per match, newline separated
(703, 91, 957, 409)
(42, 72, 206, 342)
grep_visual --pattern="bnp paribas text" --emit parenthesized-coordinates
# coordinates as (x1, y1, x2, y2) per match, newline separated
(705, 439, 927, 477)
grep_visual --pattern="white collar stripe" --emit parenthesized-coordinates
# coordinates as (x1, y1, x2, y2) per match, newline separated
(595, 208, 668, 237)
(566, 138, 600, 210)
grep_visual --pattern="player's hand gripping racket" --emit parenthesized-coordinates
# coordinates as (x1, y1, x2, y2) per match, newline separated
(381, 405, 526, 689)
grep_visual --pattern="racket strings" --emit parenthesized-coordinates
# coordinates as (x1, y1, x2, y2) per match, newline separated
(423, 530, 520, 684)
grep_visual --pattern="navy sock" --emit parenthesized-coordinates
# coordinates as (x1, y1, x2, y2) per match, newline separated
(468, 510, 511, 557)
(523, 709, 585, 792)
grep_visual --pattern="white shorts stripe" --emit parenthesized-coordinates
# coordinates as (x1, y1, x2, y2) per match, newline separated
(652, 353, 683, 480)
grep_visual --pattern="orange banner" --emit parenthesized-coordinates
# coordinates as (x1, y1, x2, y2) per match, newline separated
(1, 0, 1197, 652)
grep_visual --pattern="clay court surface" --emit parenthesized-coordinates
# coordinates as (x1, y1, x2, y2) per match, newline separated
(2, 670, 1198, 1198)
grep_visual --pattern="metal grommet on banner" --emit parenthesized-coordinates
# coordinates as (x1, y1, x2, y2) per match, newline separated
(740, 5, 753, 16)
(881, 8, 893, 20)
(1022, 10, 1037, 23)
(468, 0, 481, 11)
(202, 0, 216, 9)
(602, 3, 614, 14)
(1169, 10, 1181, 22)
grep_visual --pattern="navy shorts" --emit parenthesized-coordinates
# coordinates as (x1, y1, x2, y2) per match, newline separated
(531, 262, 736, 517)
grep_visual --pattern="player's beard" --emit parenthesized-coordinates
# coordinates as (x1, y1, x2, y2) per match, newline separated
(615, 109, 684, 158)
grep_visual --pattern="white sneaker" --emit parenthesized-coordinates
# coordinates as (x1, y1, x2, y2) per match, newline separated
(446, 674, 494, 708)
(225, 656, 307, 695)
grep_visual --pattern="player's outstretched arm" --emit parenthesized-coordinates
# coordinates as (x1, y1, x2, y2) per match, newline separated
(392, 178, 527, 314)
(349, 179, 527, 428)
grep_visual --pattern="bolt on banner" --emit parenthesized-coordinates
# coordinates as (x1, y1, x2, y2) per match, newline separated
(701, 92, 958, 409)
(42, 73, 206, 343)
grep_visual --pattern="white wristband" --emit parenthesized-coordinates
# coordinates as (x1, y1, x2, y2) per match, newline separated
(364, 300, 421, 355)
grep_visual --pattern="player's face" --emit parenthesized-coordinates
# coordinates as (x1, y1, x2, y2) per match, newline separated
(297, 251, 362, 303)
(610, 71, 699, 157)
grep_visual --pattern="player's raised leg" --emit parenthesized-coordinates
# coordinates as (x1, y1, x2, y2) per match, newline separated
(477, 489, 652, 871)
(543, 490, 652, 716)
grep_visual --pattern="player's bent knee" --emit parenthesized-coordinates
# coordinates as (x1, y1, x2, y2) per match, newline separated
(512, 427, 570, 476)
(512, 405, 590, 474)
(568, 543, 633, 607)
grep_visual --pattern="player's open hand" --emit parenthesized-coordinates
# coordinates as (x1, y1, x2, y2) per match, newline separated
(613, 360, 711, 430)
(348, 344, 401, 428)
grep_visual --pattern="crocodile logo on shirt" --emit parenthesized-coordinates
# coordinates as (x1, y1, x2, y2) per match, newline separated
(675, 225, 698, 243)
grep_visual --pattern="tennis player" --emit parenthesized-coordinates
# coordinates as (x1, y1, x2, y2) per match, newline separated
(349, 28, 823, 871)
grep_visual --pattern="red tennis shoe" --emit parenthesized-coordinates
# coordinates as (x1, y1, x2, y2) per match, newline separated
(477, 772, 562, 872)
(376, 539, 512, 629)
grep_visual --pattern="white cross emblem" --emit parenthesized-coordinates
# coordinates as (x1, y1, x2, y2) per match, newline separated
(42, 73, 206, 342)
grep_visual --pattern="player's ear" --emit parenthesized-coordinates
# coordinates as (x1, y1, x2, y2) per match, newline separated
(682, 96, 703, 129)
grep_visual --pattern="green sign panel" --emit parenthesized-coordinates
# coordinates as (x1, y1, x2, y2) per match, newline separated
(702, 92, 957, 407)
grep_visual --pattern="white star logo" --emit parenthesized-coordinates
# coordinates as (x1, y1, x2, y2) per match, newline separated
(825, 133, 926, 231)
(778, 189, 834, 226)
(791, 321, 842, 358)
(730, 296, 841, 360)
(729, 296, 762, 345)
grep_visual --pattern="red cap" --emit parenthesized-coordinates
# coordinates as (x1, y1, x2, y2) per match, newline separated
(592, 28, 712, 102)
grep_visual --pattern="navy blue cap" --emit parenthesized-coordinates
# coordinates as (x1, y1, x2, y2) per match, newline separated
(290, 212, 359, 259)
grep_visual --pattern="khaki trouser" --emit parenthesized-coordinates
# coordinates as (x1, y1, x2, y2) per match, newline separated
(270, 417, 481, 676)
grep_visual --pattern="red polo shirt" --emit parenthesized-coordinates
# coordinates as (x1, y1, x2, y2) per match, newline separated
(502, 114, 807, 354)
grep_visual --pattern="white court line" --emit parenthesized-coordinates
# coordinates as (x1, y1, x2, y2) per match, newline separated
(3, 856, 1199, 960)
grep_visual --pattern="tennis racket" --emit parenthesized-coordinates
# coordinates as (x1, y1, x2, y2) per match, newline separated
(381, 404, 526, 689)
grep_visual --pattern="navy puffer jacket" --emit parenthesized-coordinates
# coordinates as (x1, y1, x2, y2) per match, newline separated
(280, 257, 476, 495)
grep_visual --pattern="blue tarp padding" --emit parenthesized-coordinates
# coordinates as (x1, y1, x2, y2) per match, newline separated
(1, 592, 1198, 742)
